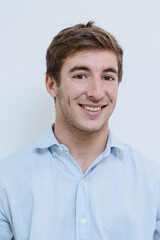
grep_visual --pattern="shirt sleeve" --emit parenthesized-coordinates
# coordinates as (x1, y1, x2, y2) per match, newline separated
(0, 210, 13, 240)
(154, 180, 160, 240)
(0, 159, 14, 240)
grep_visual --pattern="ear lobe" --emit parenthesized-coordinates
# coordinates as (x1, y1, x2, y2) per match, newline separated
(45, 75, 58, 98)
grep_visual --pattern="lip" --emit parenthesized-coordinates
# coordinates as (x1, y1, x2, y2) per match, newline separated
(78, 104, 107, 116)
(79, 104, 107, 108)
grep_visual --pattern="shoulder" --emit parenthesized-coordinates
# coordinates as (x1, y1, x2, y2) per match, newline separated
(122, 142, 160, 181)
(0, 126, 56, 189)
(0, 141, 44, 186)
(110, 131, 160, 179)
(0, 126, 56, 188)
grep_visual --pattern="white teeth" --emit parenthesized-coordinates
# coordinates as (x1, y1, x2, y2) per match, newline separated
(83, 106, 101, 111)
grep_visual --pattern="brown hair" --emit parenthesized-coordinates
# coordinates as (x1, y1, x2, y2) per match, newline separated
(46, 21, 123, 85)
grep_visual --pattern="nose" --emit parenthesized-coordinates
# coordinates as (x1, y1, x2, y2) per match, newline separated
(87, 77, 104, 100)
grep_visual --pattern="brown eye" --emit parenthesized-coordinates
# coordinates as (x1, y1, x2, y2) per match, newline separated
(73, 74, 86, 79)
(103, 75, 114, 81)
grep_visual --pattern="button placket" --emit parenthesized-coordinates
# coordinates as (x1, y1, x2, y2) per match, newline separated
(75, 176, 90, 239)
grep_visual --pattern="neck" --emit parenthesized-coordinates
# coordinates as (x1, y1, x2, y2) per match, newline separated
(53, 122, 109, 173)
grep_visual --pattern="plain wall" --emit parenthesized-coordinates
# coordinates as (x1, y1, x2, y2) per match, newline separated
(0, 0, 160, 162)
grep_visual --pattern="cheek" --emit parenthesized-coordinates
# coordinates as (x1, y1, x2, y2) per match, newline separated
(106, 86, 118, 102)
(70, 84, 86, 99)
(58, 85, 80, 107)
(104, 85, 118, 96)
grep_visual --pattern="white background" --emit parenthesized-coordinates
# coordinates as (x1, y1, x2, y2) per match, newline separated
(0, 0, 160, 162)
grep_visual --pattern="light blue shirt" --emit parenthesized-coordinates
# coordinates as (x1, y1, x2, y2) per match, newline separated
(0, 126, 160, 240)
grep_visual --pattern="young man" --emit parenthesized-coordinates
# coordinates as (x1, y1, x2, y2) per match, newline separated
(0, 22, 160, 240)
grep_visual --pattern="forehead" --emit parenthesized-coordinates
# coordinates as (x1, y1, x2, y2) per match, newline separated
(61, 49, 118, 73)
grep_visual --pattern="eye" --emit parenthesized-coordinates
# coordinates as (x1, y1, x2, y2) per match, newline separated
(102, 75, 115, 81)
(73, 74, 87, 79)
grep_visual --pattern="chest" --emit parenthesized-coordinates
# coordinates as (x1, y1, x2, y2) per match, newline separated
(7, 163, 157, 240)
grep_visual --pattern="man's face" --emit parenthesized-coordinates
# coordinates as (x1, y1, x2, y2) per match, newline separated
(52, 49, 119, 134)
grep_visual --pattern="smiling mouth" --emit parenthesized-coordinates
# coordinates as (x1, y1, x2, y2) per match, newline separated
(79, 104, 107, 112)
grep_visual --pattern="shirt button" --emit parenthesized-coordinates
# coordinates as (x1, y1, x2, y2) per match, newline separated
(58, 146, 63, 152)
(80, 179, 85, 184)
(81, 219, 87, 224)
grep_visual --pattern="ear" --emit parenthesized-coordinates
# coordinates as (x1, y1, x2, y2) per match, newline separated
(45, 75, 58, 98)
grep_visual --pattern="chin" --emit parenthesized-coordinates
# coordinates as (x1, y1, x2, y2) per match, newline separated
(76, 123, 107, 134)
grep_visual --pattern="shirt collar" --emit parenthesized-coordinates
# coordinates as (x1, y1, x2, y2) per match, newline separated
(35, 125, 59, 149)
(35, 125, 125, 158)
(103, 129, 125, 159)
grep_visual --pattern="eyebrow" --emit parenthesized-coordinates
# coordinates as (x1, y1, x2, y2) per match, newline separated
(69, 65, 118, 75)
(103, 68, 118, 75)
(69, 66, 90, 73)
